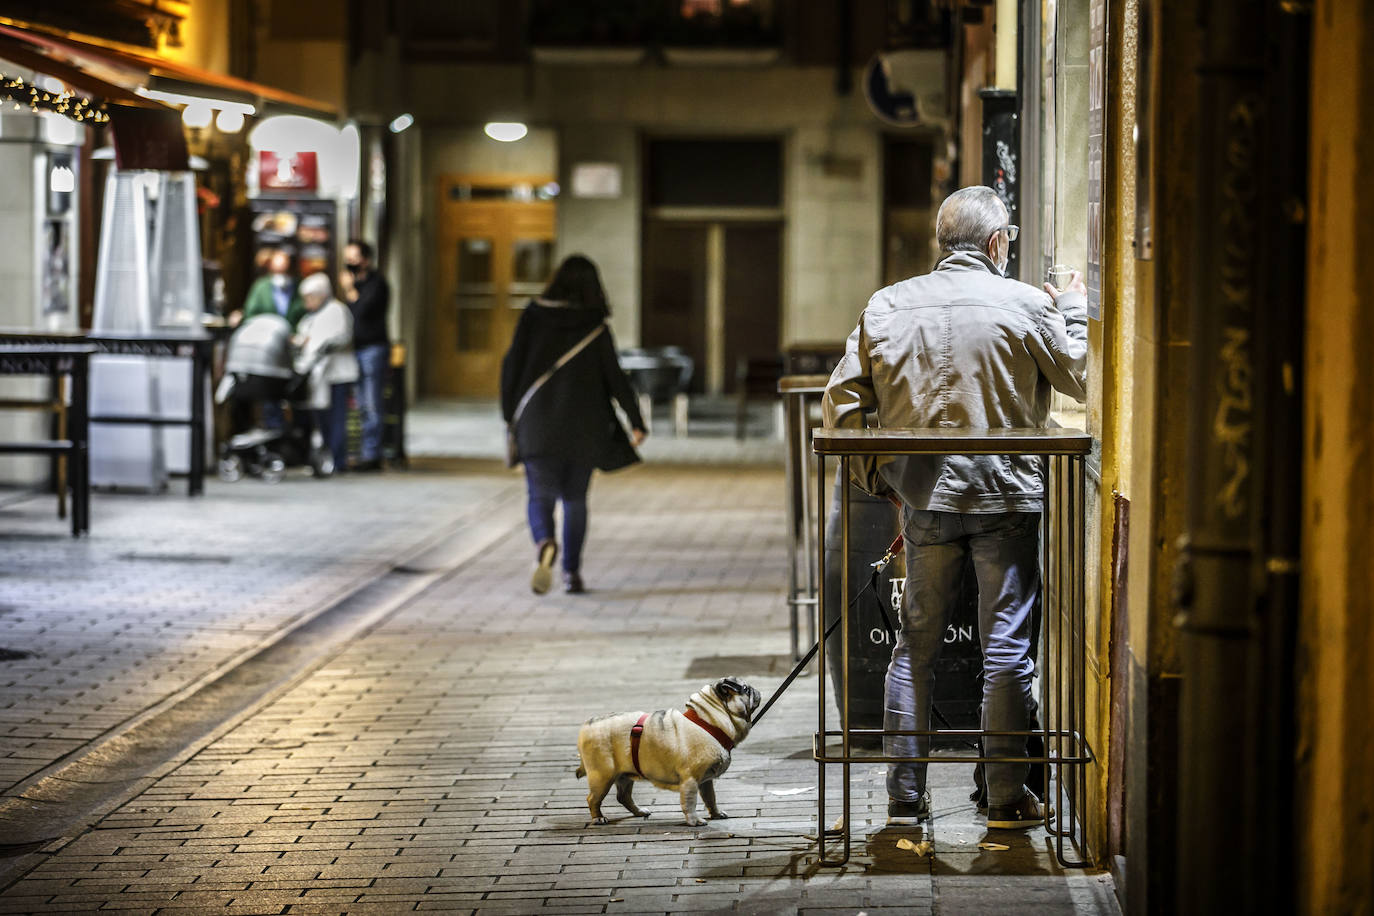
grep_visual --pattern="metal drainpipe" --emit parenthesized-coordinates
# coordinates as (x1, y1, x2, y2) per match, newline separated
(1172, 0, 1301, 912)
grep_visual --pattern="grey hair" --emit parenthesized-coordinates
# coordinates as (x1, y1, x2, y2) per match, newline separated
(935, 186, 1009, 253)
(298, 272, 332, 302)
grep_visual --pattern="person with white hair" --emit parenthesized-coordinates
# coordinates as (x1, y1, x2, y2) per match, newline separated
(295, 272, 360, 472)
(822, 185, 1088, 831)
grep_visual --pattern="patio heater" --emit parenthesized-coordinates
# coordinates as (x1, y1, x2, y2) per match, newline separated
(89, 168, 205, 488)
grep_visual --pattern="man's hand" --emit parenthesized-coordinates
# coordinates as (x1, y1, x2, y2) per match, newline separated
(631, 428, 647, 447)
(338, 270, 356, 299)
(1043, 270, 1086, 300)
(228, 310, 243, 328)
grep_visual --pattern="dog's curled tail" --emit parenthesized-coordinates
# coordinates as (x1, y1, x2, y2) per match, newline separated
(575, 764, 586, 779)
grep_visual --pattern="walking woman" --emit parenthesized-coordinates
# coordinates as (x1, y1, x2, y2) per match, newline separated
(501, 255, 647, 595)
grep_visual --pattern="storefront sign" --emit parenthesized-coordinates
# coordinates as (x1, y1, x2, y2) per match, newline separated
(258, 151, 319, 192)
(1087, 0, 1108, 320)
(571, 162, 622, 199)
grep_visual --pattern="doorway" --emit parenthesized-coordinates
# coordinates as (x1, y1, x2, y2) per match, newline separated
(641, 220, 781, 395)
(640, 138, 783, 394)
(429, 174, 556, 397)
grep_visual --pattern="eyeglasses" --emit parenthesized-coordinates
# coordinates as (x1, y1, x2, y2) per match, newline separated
(1000, 225, 1019, 242)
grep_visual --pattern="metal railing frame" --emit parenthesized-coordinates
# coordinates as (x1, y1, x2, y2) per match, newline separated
(812, 427, 1096, 868)
(779, 374, 830, 660)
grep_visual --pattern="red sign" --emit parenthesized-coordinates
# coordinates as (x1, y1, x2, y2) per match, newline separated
(258, 151, 318, 192)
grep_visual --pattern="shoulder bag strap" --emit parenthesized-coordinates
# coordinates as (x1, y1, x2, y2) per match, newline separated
(510, 323, 606, 427)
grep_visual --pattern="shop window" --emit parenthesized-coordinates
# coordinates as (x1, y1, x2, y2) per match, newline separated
(401, 0, 520, 58)
(458, 238, 493, 291)
(511, 240, 555, 293)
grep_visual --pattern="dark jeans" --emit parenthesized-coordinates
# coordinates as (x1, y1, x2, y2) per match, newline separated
(524, 456, 594, 573)
(885, 509, 1041, 807)
(314, 382, 353, 469)
(355, 343, 388, 462)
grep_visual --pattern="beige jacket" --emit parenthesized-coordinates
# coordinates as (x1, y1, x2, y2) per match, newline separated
(294, 299, 360, 409)
(822, 251, 1088, 513)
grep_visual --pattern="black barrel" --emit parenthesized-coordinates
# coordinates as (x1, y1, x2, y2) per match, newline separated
(823, 469, 902, 734)
(823, 468, 984, 746)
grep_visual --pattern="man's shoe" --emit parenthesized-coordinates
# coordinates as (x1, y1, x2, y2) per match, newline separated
(986, 791, 1045, 829)
(353, 458, 383, 472)
(531, 539, 557, 594)
(563, 571, 585, 594)
(886, 792, 931, 826)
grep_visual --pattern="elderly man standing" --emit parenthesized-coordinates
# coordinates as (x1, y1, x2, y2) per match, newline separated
(822, 185, 1088, 829)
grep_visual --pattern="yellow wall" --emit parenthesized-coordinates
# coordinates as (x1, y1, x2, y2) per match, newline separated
(1298, 1, 1374, 911)
(159, 0, 231, 74)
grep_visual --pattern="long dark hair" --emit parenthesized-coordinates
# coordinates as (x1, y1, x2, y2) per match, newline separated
(541, 254, 609, 315)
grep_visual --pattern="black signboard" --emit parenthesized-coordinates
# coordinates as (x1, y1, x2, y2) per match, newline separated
(980, 89, 1021, 281)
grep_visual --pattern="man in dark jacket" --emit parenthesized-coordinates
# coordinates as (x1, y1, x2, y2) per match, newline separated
(339, 239, 389, 471)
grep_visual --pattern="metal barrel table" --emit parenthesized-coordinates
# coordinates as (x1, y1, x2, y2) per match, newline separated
(0, 345, 94, 536)
(0, 331, 213, 496)
(811, 426, 1097, 868)
(779, 374, 830, 660)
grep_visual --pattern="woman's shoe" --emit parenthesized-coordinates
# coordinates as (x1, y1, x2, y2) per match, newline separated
(531, 539, 558, 594)
(563, 571, 585, 594)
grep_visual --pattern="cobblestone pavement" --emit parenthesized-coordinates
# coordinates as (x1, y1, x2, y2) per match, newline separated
(0, 458, 1117, 914)
(0, 461, 524, 795)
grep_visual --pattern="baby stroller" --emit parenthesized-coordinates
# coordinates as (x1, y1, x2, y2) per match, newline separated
(215, 313, 334, 483)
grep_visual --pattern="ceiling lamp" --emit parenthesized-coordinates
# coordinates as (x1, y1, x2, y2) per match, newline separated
(182, 102, 212, 129)
(215, 108, 245, 132)
(389, 113, 414, 133)
(484, 121, 528, 142)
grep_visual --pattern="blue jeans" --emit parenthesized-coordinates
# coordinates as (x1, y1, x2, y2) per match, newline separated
(885, 509, 1041, 807)
(314, 382, 353, 469)
(355, 343, 388, 462)
(524, 456, 594, 573)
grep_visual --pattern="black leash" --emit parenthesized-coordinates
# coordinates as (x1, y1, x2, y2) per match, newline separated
(751, 534, 901, 727)
(752, 532, 982, 751)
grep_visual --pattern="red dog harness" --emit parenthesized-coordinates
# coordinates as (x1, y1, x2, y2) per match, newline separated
(630, 710, 735, 777)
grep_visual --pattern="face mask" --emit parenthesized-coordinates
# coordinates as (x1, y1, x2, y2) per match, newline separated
(345, 263, 362, 275)
(270, 273, 289, 288)
(990, 236, 1009, 274)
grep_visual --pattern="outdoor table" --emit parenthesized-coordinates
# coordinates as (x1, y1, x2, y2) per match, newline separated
(811, 426, 1097, 868)
(0, 344, 93, 536)
(0, 331, 213, 496)
(618, 351, 693, 437)
(778, 374, 830, 659)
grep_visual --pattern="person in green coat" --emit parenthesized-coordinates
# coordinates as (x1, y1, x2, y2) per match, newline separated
(239, 248, 306, 329)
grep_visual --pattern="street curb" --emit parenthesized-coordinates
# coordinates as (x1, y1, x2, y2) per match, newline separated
(0, 481, 527, 890)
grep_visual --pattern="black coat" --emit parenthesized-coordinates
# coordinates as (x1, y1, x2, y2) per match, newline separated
(500, 302, 646, 471)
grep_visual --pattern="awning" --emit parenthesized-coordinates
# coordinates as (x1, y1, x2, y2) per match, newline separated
(0, 23, 337, 119)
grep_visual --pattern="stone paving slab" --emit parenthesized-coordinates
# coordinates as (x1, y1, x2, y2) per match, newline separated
(1, 462, 1119, 914)
(0, 461, 523, 796)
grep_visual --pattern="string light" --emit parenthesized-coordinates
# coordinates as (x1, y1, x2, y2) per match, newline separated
(0, 72, 110, 123)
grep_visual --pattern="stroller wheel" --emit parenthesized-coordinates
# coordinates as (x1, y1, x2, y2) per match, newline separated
(218, 454, 244, 483)
(311, 449, 335, 478)
(260, 452, 287, 485)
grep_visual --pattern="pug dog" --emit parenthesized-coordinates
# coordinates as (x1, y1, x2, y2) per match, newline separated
(575, 677, 762, 827)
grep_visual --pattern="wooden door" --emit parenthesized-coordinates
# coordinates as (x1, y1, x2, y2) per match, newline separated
(641, 218, 781, 394)
(641, 221, 709, 392)
(430, 175, 556, 397)
(723, 223, 782, 388)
